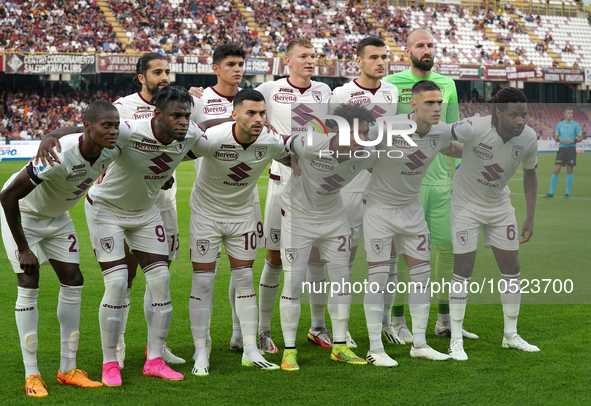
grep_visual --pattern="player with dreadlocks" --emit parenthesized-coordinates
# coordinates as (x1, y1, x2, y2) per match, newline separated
(447, 87, 540, 360)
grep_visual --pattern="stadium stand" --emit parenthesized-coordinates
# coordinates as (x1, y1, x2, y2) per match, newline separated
(0, 0, 120, 53)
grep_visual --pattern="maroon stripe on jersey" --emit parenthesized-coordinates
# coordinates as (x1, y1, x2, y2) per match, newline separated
(231, 123, 256, 150)
(362, 199, 367, 205)
(281, 208, 285, 216)
(286, 78, 311, 95)
(269, 172, 281, 181)
(210, 86, 236, 102)
(143, 261, 167, 274)
(85, 194, 94, 205)
(137, 91, 155, 106)
(353, 79, 381, 95)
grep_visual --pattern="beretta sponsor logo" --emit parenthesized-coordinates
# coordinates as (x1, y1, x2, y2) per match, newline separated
(309, 159, 335, 172)
(66, 169, 87, 181)
(203, 105, 228, 115)
(472, 146, 494, 160)
(213, 150, 239, 161)
(273, 93, 298, 104)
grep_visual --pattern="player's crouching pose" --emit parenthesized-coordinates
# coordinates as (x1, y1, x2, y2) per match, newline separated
(279, 104, 376, 371)
(447, 88, 539, 361)
(0, 101, 119, 397)
(188, 89, 288, 376)
(362, 80, 462, 366)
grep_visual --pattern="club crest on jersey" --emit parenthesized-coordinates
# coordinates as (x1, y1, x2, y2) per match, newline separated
(456, 231, 468, 246)
(512, 145, 524, 159)
(176, 143, 184, 154)
(285, 248, 298, 263)
(430, 135, 440, 150)
(371, 239, 383, 254)
(98, 159, 110, 173)
(255, 146, 267, 161)
(312, 91, 322, 103)
(270, 228, 281, 243)
(383, 91, 392, 104)
(100, 237, 114, 253)
(197, 240, 210, 255)
(349, 161, 361, 173)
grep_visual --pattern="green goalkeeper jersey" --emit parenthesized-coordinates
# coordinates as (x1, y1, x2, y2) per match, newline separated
(383, 69, 460, 185)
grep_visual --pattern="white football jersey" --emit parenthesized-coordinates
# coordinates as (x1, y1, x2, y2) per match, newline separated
(451, 115, 538, 207)
(190, 122, 288, 222)
(256, 78, 331, 183)
(284, 133, 376, 221)
(364, 113, 452, 208)
(113, 92, 156, 121)
(330, 79, 398, 193)
(190, 86, 240, 124)
(88, 119, 203, 215)
(2, 134, 119, 218)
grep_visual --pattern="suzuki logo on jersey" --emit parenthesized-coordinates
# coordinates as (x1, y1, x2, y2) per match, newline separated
(405, 150, 428, 171)
(481, 163, 504, 182)
(149, 153, 174, 174)
(254, 146, 267, 161)
(430, 135, 440, 150)
(292, 104, 315, 127)
(70, 178, 94, 200)
(371, 105, 388, 119)
(320, 174, 345, 192)
(227, 162, 252, 183)
(512, 145, 524, 159)
(383, 91, 392, 104)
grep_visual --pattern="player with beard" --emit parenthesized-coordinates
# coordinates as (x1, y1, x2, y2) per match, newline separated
(189, 45, 265, 354)
(447, 88, 539, 360)
(330, 37, 402, 347)
(383, 29, 477, 343)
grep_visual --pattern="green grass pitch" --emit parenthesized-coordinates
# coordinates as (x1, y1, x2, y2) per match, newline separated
(0, 154, 589, 405)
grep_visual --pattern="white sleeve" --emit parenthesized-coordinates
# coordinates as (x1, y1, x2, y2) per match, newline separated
(450, 118, 475, 144)
(439, 122, 452, 149)
(116, 120, 135, 148)
(190, 128, 212, 157)
(328, 91, 343, 114)
(522, 140, 538, 170)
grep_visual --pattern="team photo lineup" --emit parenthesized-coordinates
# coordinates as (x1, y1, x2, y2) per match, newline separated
(1, 14, 588, 401)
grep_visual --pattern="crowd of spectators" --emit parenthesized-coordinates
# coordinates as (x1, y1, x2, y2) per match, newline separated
(0, 82, 132, 141)
(0, 0, 122, 53)
(109, 0, 258, 55)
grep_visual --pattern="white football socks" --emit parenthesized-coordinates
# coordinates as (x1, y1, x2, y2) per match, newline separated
(57, 284, 83, 373)
(408, 262, 431, 347)
(364, 264, 389, 351)
(501, 272, 521, 339)
(449, 274, 470, 340)
(143, 261, 172, 360)
(190, 271, 216, 351)
(325, 262, 351, 343)
(231, 266, 258, 355)
(258, 260, 282, 334)
(100, 265, 128, 363)
(15, 286, 39, 378)
(280, 266, 305, 348)
(307, 262, 327, 331)
(383, 255, 398, 327)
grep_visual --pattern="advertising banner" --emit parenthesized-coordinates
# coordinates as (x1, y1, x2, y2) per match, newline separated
(4, 53, 95, 74)
(0, 141, 40, 161)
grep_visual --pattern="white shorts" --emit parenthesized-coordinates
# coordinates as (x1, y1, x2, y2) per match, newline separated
(264, 177, 284, 250)
(451, 197, 518, 254)
(341, 191, 364, 248)
(1, 210, 79, 273)
(281, 209, 351, 271)
(363, 198, 431, 263)
(159, 207, 179, 261)
(190, 210, 258, 263)
(85, 198, 169, 263)
(253, 188, 264, 249)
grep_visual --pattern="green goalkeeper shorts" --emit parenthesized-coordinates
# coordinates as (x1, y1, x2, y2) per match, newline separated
(419, 184, 453, 246)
